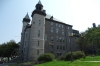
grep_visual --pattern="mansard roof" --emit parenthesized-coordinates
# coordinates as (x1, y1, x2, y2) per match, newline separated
(45, 14, 72, 27)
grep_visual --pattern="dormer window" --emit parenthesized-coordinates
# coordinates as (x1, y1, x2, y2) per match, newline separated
(50, 16, 53, 20)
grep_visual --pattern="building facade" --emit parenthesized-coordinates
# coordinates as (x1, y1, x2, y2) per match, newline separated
(19, 0, 79, 61)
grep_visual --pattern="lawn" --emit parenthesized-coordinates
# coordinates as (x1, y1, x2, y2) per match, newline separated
(80, 56, 100, 61)
(9, 56, 100, 66)
(35, 60, 100, 66)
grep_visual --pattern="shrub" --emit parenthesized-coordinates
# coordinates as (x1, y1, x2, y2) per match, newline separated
(57, 53, 67, 60)
(65, 51, 85, 61)
(38, 53, 55, 62)
(58, 51, 85, 61)
(64, 52, 72, 61)
(73, 51, 85, 59)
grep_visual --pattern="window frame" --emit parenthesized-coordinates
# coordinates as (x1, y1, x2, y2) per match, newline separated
(51, 37, 54, 41)
(51, 22, 53, 25)
(39, 20, 41, 26)
(38, 30, 40, 37)
(51, 27, 54, 33)
(37, 50, 39, 55)
(56, 23, 58, 27)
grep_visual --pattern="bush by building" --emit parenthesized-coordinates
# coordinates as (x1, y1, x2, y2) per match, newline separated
(38, 53, 55, 62)
(58, 51, 85, 61)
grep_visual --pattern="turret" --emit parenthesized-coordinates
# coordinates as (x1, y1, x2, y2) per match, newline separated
(22, 13, 30, 32)
(35, 0, 43, 11)
(31, 0, 46, 17)
(29, 0, 46, 61)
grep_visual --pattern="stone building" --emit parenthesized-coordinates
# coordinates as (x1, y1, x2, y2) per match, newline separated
(19, 0, 79, 61)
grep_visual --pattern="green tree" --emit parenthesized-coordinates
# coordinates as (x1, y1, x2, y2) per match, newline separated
(76, 33, 87, 51)
(85, 27, 100, 53)
(0, 40, 19, 61)
(85, 27, 100, 45)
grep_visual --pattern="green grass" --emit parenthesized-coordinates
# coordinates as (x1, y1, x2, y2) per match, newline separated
(80, 56, 100, 61)
(9, 56, 100, 66)
(9, 61, 100, 66)
(35, 60, 100, 66)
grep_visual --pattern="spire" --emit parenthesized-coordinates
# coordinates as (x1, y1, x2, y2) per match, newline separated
(38, 0, 42, 5)
(24, 12, 30, 20)
(23, 12, 30, 22)
(31, 0, 46, 17)
(35, 0, 43, 11)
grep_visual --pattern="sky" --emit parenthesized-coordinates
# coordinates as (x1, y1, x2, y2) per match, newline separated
(0, 0, 100, 44)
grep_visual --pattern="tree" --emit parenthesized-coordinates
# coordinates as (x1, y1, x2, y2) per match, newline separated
(77, 27, 100, 54)
(85, 27, 100, 53)
(85, 27, 100, 45)
(0, 40, 19, 61)
(76, 33, 86, 51)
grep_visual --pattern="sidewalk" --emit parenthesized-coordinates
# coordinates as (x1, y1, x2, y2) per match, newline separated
(83, 61, 100, 62)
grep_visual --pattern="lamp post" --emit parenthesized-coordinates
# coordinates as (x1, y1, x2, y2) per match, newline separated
(69, 33, 74, 62)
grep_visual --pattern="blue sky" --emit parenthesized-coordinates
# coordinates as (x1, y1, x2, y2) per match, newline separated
(0, 0, 100, 44)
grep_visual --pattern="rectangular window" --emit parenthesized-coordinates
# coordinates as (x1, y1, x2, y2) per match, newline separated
(60, 46, 62, 50)
(62, 29, 64, 35)
(51, 37, 54, 41)
(56, 28, 58, 33)
(38, 30, 40, 37)
(51, 45, 53, 49)
(56, 36, 59, 42)
(37, 50, 39, 55)
(57, 45, 59, 49)
(56, 23, 58, 27)
(45, 34, 48, 40)
(39, 20, 41, 26)
(38, 41, 39, 46)
(68, 31, 70, 36)
(62, 37, 65, 43)
(57, 53, 59, 56)
(63, 46, 65, 50)
(24, 41, 27, 46)
(62, 32, 64, 35)
(59, 53, 62, 56)
(51, 22, 53, 25)
(62, 25, 64, 28)
(68, 26, 69, 29)
(51, 27, 54, 33)
(60, 37, 62, 42)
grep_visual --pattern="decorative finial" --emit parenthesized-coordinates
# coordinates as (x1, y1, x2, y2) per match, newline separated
(38, 0, 42, 4)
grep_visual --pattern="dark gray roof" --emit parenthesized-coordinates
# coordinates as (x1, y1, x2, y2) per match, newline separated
(45, 14, 72, 26)
(24, 13, 30, 19)
(46, 14, 63, 22)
